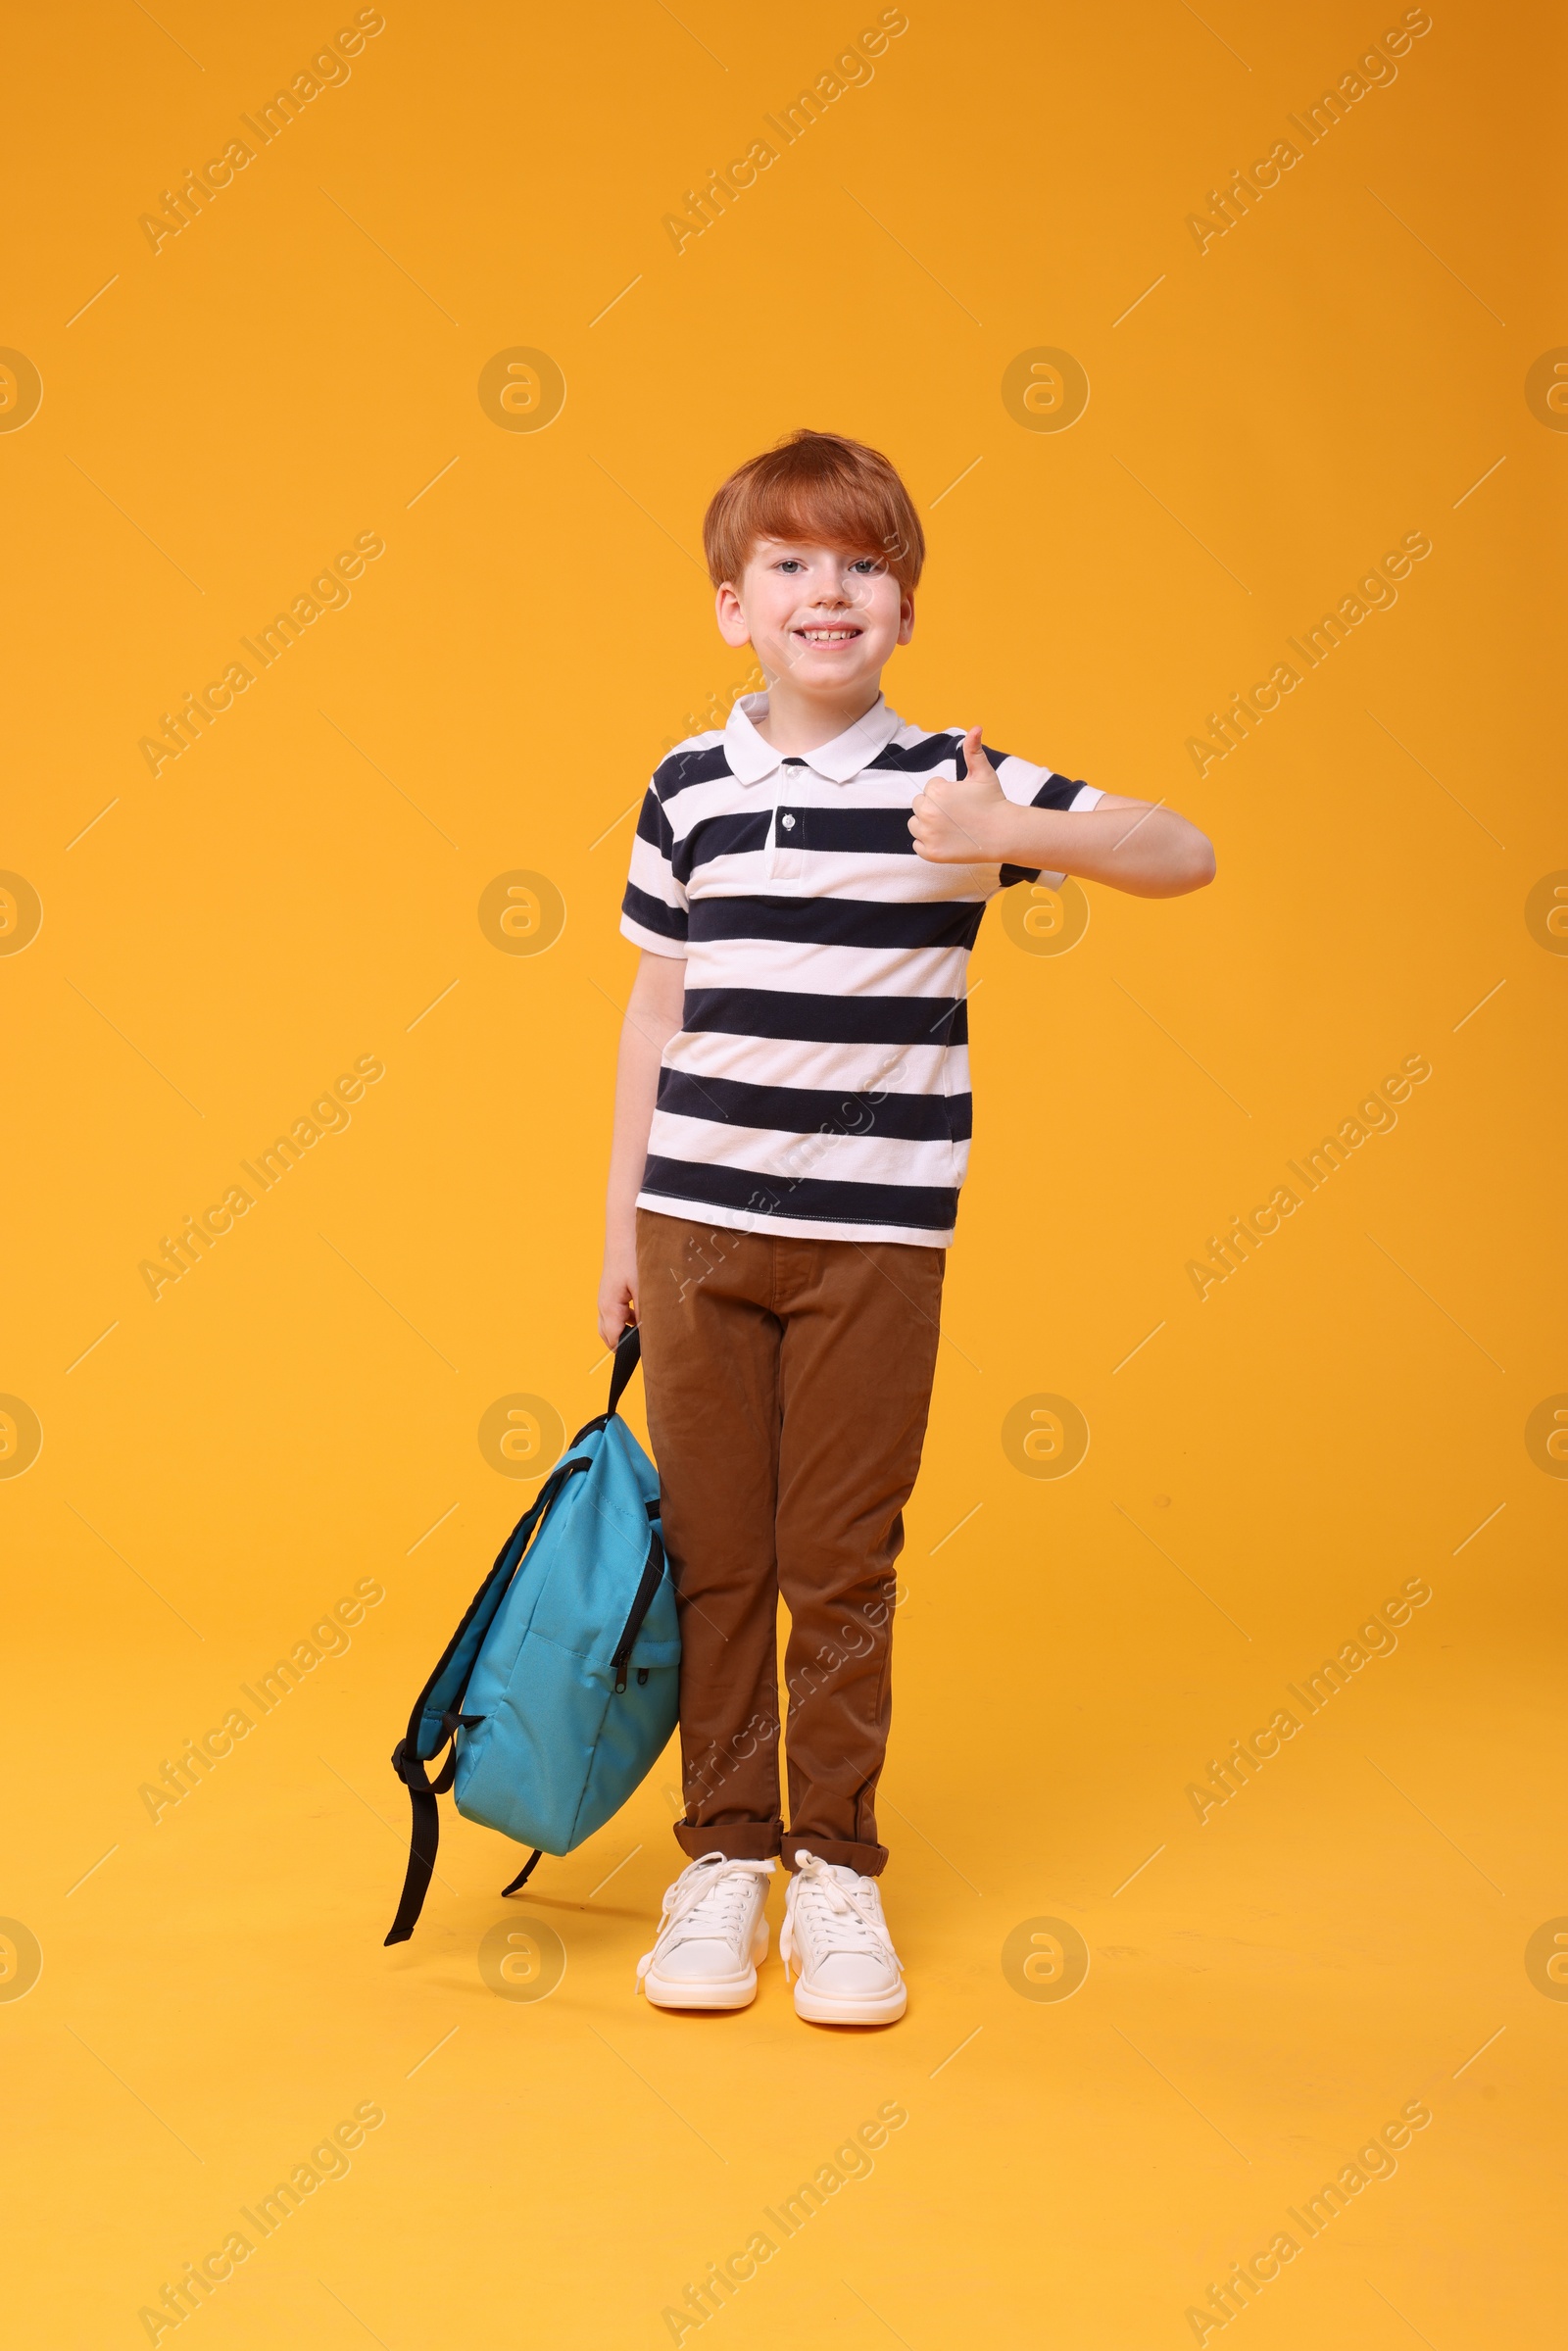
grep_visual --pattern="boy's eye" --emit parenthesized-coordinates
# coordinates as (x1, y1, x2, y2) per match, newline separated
(849, 559, 880, 574)
(776, 559, 804, 572)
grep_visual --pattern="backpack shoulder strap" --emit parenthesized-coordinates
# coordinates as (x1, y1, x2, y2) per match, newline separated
(381, 1706, 481, 1947)
(383, 1448, 588, 1946)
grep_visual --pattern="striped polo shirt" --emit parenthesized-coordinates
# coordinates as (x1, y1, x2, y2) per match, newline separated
(619, 692, 1102, 1248)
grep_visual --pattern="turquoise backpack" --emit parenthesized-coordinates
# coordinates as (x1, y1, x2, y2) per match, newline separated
(384, 1327, 678, 1943)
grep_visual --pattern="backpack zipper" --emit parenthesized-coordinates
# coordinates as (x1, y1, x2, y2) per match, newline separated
(611, 1528, 666, 1693)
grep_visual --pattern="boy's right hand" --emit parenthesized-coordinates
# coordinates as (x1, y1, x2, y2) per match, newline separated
(597, 1250, 638, 1349)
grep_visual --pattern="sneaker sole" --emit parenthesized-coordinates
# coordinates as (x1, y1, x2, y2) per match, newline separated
(791, 1976, 907, 2027)
(641, 1965, 760, 2011)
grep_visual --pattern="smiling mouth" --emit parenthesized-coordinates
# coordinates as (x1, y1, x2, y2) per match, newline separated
(795, 626, 862, 645)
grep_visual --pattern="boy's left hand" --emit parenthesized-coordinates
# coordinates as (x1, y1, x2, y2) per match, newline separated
(908, 726, 1010, 864)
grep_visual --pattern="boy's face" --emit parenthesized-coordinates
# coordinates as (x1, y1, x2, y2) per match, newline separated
(715, 538, 913, 696)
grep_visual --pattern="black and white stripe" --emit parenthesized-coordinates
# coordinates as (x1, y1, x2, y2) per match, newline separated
(620, 694, 1101, 1247)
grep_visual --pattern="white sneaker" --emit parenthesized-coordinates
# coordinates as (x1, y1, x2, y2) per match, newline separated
(636, 1853, 775, 2010)
(780, 1850, 906, 2025)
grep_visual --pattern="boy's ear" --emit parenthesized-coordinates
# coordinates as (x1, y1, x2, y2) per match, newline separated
(714, 582, 752, 649)
(897, 591, 915, 646)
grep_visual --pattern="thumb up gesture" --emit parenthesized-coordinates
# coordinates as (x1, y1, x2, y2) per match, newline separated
(908, 726, 1009, 864)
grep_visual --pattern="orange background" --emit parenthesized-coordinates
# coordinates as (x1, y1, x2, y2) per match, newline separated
(3, 2, 1564, 2344)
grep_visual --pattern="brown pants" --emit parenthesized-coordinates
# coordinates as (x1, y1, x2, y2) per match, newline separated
(635, 1208, 945, 1876)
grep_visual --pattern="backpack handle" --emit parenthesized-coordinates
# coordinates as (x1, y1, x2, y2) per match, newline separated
(607, 1321, 642, 1418)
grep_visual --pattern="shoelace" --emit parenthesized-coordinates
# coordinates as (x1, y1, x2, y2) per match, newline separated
(781, 1854, 901, 1974)
(636, 1855, 774, 1984)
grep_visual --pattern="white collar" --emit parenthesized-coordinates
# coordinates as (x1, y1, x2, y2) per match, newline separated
(722, 691, 902, 784)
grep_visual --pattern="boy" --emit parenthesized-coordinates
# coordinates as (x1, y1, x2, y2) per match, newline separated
(599, 429, 1213, 2025)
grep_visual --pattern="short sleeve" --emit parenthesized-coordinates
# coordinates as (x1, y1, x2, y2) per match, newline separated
(619, 781, 689, 956)
(986, 747, 1102, 887)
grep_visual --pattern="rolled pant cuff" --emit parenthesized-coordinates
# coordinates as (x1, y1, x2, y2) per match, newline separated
(674, 1818, 782, 1863)
(781, 1837, 889, 1877)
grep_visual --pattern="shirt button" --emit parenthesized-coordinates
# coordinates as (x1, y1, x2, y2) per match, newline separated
(781, 814, 796, 830)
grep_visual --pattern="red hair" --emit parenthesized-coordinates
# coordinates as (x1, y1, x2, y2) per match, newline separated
(703, 429, 925, 594)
